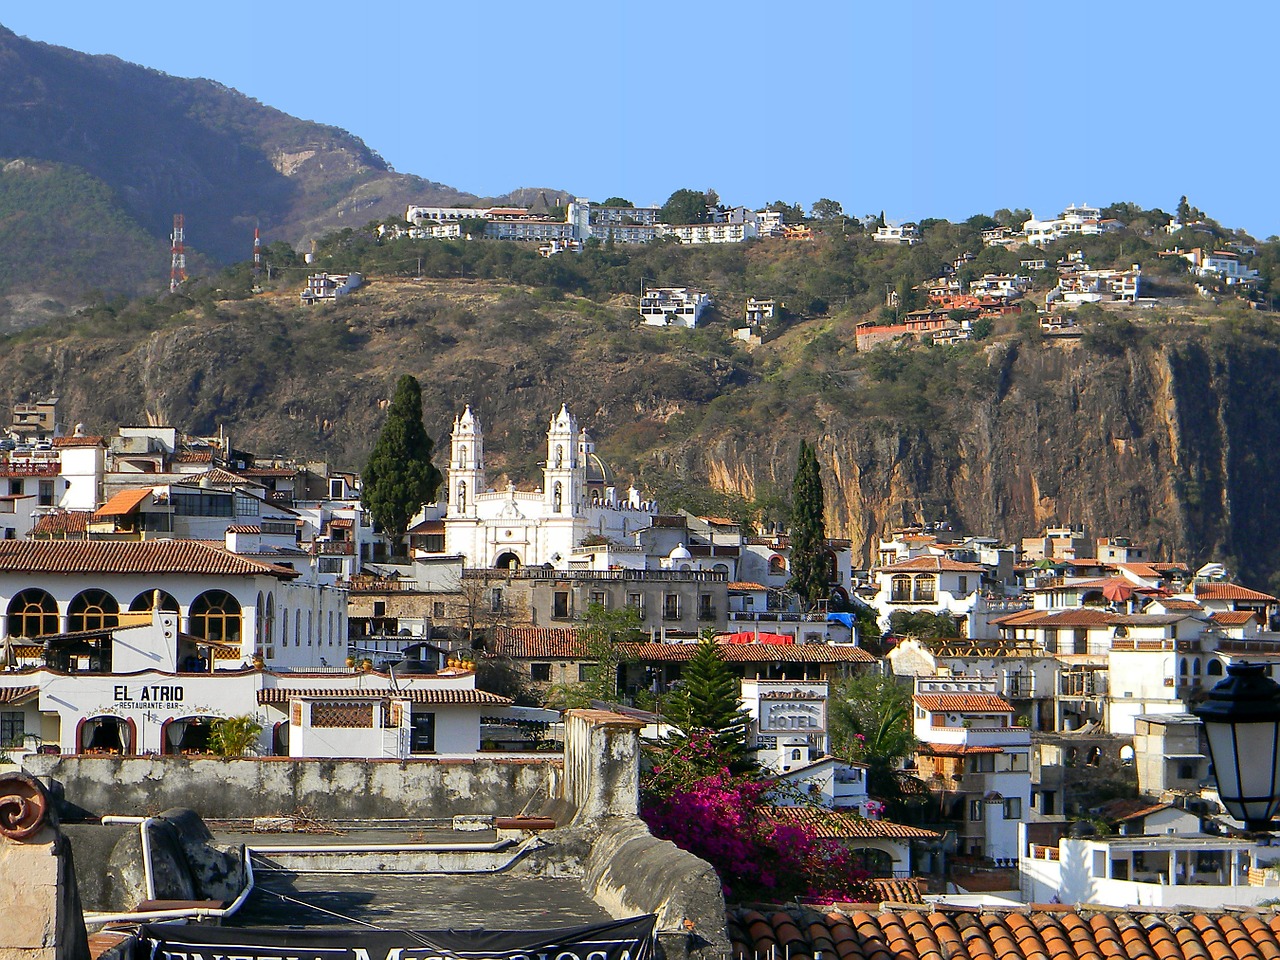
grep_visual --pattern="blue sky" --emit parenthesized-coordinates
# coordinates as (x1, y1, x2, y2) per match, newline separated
(5, 1, 1277, 236)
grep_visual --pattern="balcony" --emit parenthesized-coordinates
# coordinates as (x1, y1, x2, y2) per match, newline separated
(464, 568, 727, 583)
(729, 611, 828, 623)
(312, 541, 355, 556)
(698, 607, 718, 621)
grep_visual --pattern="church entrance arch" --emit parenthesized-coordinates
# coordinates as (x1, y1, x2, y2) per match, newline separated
(494, 552, 522, 570)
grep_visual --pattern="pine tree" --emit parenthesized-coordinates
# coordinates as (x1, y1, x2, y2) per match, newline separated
(788, 440, 829, 608)
(362, 375, 442, 556)
(668, 633, 752, 762)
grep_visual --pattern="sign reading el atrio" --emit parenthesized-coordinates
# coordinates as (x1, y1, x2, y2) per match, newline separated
(113, 685, 184, 708)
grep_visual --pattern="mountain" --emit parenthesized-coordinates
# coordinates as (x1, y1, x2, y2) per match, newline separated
(0, 24, 564, 320)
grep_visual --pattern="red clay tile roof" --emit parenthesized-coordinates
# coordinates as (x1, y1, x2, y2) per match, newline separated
(726, 906, 1280, 960)
(879, 556, 985, 573)
(995, 609, 1120, 628)
(763, 806, 940, 840)
(240, 468, 298, 478)
(916, 743, 1003, 756)
(174, 450, 213, 463)
(860, 878, 922, 904)
(53, 435, 104, 447)
(31, 510, 89, 538)
(728, 582, 768, 591)
(186, 468, 261, 487)
(1196, 583, 1277, 602)
(1212, 611, 1259, 625)
(913, 692, 1013, 713)
(620, 642, 876, 664)
(408, 519, 446, 535)
(491, 626, 586, 659)
(0, 686, 38, 705)
(0, 540, 298, 578)
(257, 687, 511, 705)
(1156, 599, 1204, 611)
(328, 518, 354, 529)
(93, 487, 154, 518)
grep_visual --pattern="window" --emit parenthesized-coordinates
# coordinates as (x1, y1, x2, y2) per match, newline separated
(0, 711, 23, 747)
(7, 479, 22, 496)
(957, 576, 968, 594)
(531, 663, 552, 682)
(1003, 797, 1023, 819)
(262, 519, 294, 536)
(373, 601, 386, 618)
(627, 593, 642, 612)
(432, 601, 445, 619)
(969, 754, 995, 773)
(490, 588, 503, 613)
(38, 480, 54, 507)
(769, 555, 786, 576)
(1008, 752, 1029, 771)
(969, 800, 983, 821)
(590, 591, 606, 608)
(1177, 761, 1197, 780)
(7, 588, 58, 638)
(329, 478, 346, 499)
(171, 491, 234, 517)
(663, 594, 681, 620)
(68, 589, 120, 632)
(553, 592, 570, 619)
(891, 575, 911, 602)
(235, 492, 259, 517)
(913, 575, 937, 602)
(318, 557, 343, 574)
(578, 663, 591, 682)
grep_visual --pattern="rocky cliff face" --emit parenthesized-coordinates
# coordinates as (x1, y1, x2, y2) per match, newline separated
(690, 330, 1280, 589)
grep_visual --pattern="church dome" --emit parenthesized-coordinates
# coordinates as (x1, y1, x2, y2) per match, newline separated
(585, 452, 614, 486)
(669, 542, 693, 561)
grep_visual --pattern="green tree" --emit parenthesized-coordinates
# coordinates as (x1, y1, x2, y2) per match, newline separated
(362, 375, 443, 556)
(888, 610, 960, 640)
(828, 672, 916, 810)
(665, 632, 753, 764)
(601, 197, 633, 208)
(546, 602, 641, 708)
(208, 715, 264, 757)
(811, 198, 844, 221)
(767, 200, 806, 223)
(660, 189, 711, 225)
(788, 440, 829, 608)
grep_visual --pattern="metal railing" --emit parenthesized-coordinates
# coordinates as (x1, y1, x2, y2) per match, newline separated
(463, 568, 728, 582)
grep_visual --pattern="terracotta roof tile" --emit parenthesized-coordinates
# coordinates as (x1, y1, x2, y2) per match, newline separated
(764, 806, 940, 840)
(187, 468, 261, 487)
(728, 581, 768, 590)
(491, 626, 586, 659)
(257, 687, 511, 705)
(53, 435, 104, 447)
(174, 450, 213, 463)
(0, 686, 38, 705)
(620, 642, 875, 664)
(93, 487, 154, 518)
(727, 908, 1280, 960)
(0, 540, 298, 578)
(1212, 611, 1258, 625)
(913, 693, 1013, 713)
(31, 510, 90, 538)
(879, 556, 986, 573)
(1196, 583, 1277, 602)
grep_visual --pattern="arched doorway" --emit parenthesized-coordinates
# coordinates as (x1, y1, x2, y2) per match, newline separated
(77, 716, 135, 755)
(272, 721, 290, 757)
(161, 716, 218, 755)
(494, 552, 521, 570)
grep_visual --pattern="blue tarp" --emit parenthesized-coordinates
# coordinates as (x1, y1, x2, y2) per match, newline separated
(826, 612, 855, 628)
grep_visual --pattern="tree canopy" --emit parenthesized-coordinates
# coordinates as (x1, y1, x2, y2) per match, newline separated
(788, 440, 828, 608)
(665, 632, 753, 766)
(810, 198, 844, 221)
(361, 375, 443, 555)
(828, 671, 916, 813)
(660, 188, 711, 225)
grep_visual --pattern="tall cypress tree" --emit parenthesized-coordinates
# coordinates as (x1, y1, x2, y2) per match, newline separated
(788, 440, 829, 608)
(362, 375, 442, 556)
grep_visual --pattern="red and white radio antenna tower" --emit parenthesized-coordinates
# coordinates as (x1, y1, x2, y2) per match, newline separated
(169, 214, 187, 292)
(253, 222, 262, 276)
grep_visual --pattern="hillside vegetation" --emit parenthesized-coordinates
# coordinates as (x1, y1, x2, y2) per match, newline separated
(9, 201, 1280, 589)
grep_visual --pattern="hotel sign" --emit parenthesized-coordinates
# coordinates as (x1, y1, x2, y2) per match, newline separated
(759, 699, 825, 735)
(142, 916, 657, 960)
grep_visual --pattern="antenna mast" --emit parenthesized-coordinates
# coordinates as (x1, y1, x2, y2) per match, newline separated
(169, 214, 187, 293)
(253, 222, 262, 277)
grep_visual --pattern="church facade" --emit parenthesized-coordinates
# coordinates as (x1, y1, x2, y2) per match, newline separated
(441, 404, 657, 569)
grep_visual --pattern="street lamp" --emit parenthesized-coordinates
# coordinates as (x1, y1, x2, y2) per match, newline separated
(1192, 662, 1280, 831)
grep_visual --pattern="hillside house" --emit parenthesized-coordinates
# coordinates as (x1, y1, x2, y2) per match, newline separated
(639, 287, 711, 328)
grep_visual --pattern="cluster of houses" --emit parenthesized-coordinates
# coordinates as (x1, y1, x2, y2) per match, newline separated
(3, 395, 1280, 907)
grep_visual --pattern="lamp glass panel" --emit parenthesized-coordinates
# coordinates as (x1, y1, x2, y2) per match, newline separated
(1204, 719, 1280, 822)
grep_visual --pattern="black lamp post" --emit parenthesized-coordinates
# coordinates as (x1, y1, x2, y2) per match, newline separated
(1191, 662, 1280, 831)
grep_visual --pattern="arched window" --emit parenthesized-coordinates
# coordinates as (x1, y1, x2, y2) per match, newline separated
(1208, 659, 1224, 676)
(555, 444, 563, 467)
(769, 555, 787, 576)
(7, 589, 58, 638)
(554, 482, 563, 513)
(68, 590, 119, 632)
(307, 610, 313, 645)
(294, 611, 301, 648)
(328, 611, 334, 645)
(913, 575, 937, 603)
(189, 591, 241, 643)
(849, 848, 895, 879)
(458, 481, 467, 512)
(255, 593, 264, 647)
(713, 563, 729, 575)
(128, 590, 179, 614)
(1193, 657, 1202, 675)
(891, 575, 912, 603)
(458, 443, 468, 466)
(264, 595, 275, 646)
(282, 607, 289, 646)
(1180, 659, 1189, 675)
